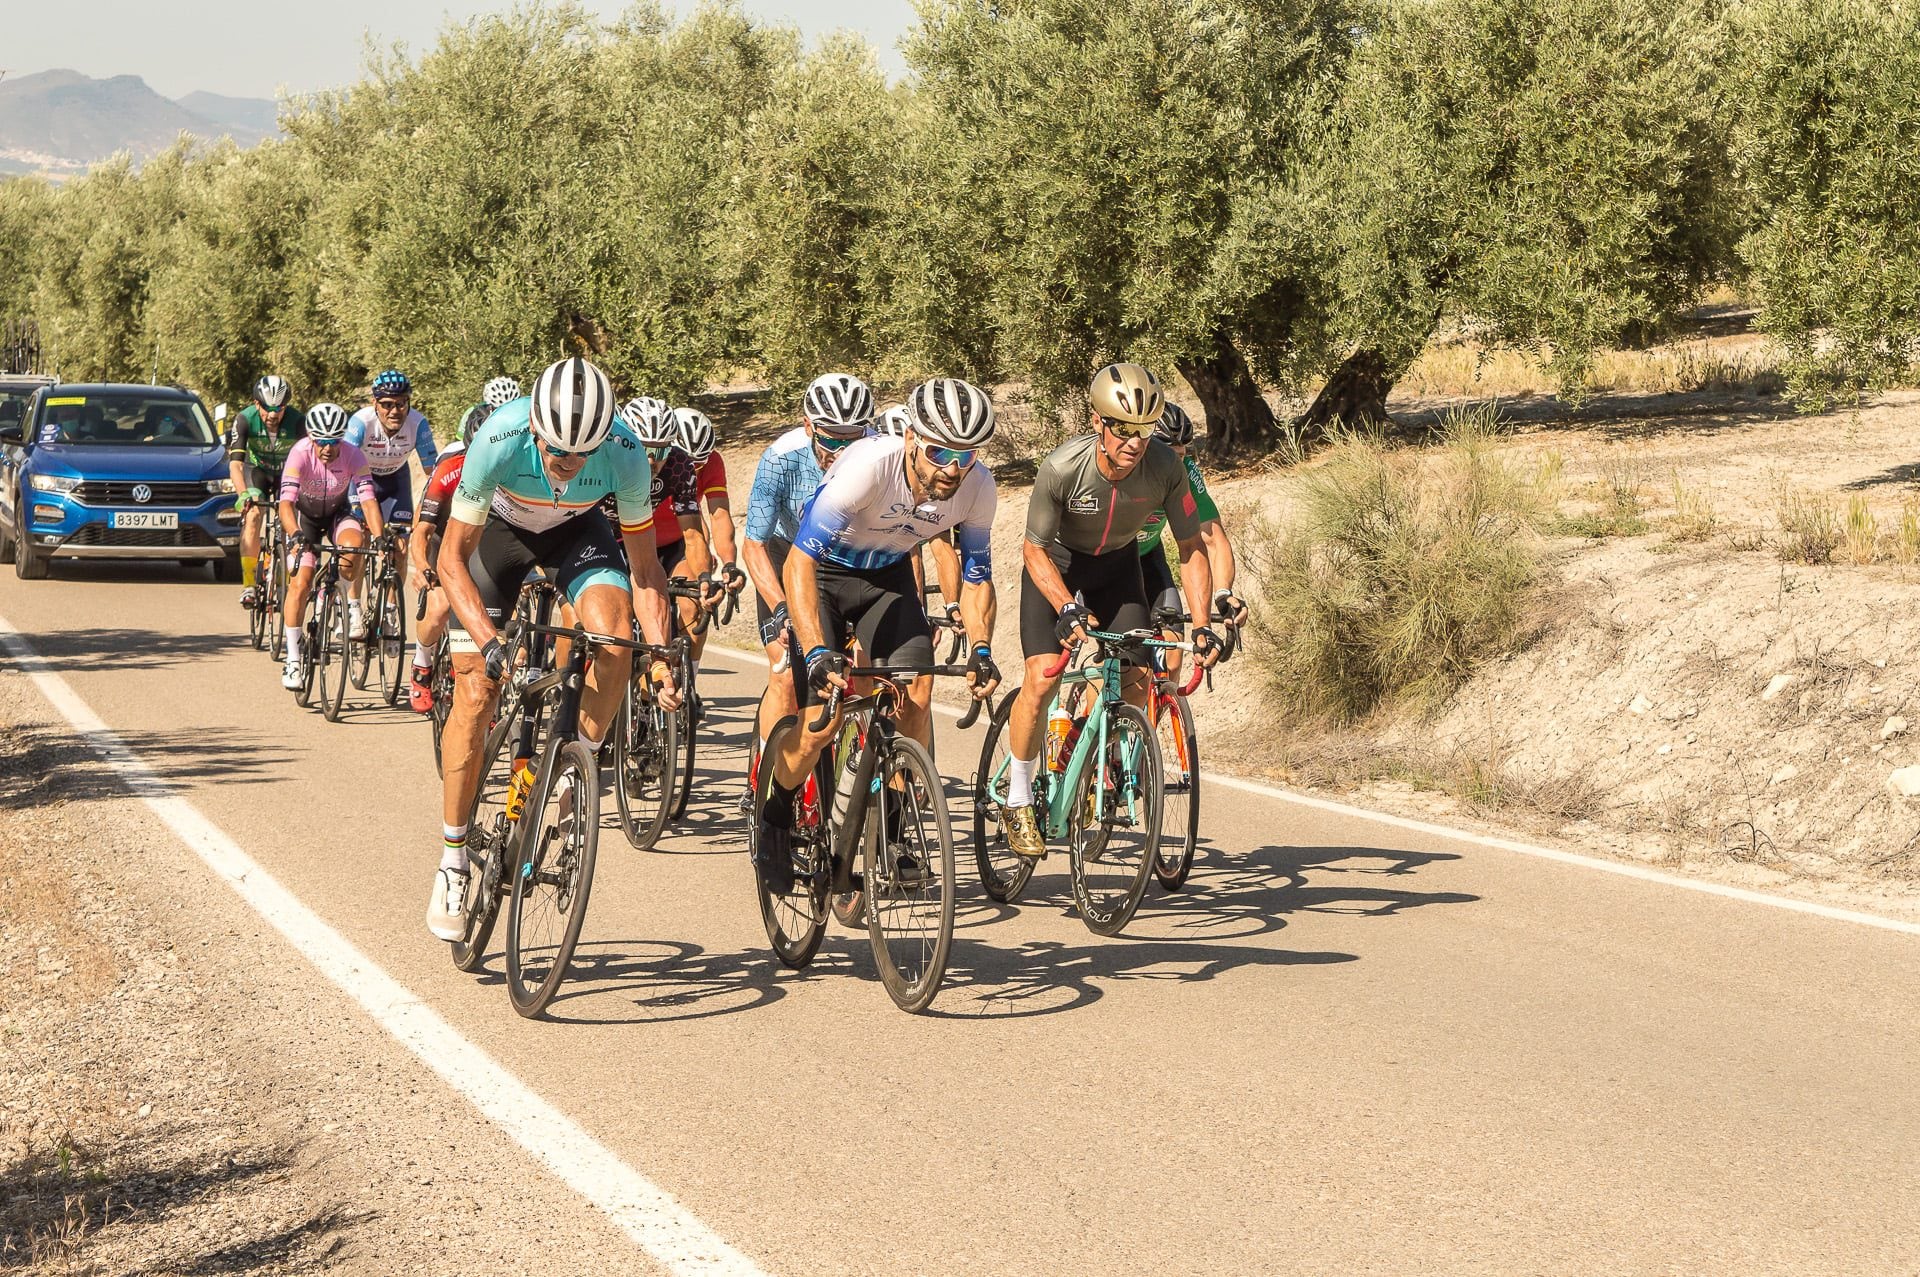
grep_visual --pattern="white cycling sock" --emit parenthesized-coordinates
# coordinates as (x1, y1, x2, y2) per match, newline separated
(441, 824, 468, 873)
(577, 728, 604, 751)
(285, 628, 302, 660)
(689, 659, 700, 684)
(1006, 752, 1040, 808)
(413, 641, 431, 666)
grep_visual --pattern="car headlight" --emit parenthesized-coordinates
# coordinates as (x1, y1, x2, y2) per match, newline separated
(29, 473, 80, 494)
(206, 478, 237, 495)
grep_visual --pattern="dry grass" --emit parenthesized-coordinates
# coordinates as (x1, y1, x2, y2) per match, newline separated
(1555, 448, 1650, 538)
(1245, 404, 1543, 723)
(1899, 496, 1920, 567)
(1665, 470, 1720, 543)
(1399, 334, 1787, 401)
(1845, 495, 1880, 566)
(1774, 485, 1843, 564)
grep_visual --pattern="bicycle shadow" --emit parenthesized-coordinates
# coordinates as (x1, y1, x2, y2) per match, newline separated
(467, 938, 786, 1024)
(928, 933, 1357, 1020)
(0, 716, 296, 807)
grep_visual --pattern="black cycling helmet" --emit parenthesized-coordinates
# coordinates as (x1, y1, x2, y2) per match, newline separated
(1154, 402, 1196, 447)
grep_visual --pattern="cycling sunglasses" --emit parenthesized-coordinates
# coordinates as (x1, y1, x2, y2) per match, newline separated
(1097, 414, 1157, 440)
(542, 441, 595, 460)
(373, 395, 409, 410)
(813, 432, 860, 454)
(921, 443, 977, 469)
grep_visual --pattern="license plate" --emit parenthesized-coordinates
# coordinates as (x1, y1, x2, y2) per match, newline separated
(112, 511, 178, 529)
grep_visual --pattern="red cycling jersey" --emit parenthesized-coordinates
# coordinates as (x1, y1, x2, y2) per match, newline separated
(417, 450, 466, 531)
(695, 452, 727, 501)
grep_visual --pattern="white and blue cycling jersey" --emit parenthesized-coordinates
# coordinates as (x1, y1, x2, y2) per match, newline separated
(346, 404, 439, 476)
(450, 397, 653, 535)
(744, 426, 825, 546)
(791, 435, 994, 582)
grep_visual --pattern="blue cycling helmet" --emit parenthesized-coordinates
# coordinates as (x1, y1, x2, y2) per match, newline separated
(371, 369, 411, 399)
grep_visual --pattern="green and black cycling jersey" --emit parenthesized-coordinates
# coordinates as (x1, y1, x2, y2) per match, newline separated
(226, 404, 308, 471)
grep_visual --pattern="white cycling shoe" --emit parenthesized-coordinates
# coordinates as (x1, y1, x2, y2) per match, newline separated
(426, 867, 469, 941)
(280, 658, 303, 691)
(348, 605, 369, 640)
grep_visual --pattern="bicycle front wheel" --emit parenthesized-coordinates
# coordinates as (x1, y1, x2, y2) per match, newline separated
(378, 573, 408, 706)
(671, 645, 696, 819)
(1152, 689, 1199, 891)
(971, 688, 1037, 903)
(505, 740, 600, 1017)
(614, 670, 677, 851)
(248, 564, 268, 649)
(752, 719, 829, 968)
(865, 734, 955, 1013)
(267, 549, 287, 663)
(429, 642, 454, 777)
(1069, 702, 1162, 936)
(452, 709, 516, 972)
(349, 579, 374, 691)
(313, 582, 344, 720)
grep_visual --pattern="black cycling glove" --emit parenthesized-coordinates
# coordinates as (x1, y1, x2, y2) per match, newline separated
(805, 645, 849, 693)
(966, 643, 1000, 689)
(1054, 601, 1092, 645)
(1192, 626, 1223, 665)
(481, 636, 510, 681)
(759, 600, 790, 648)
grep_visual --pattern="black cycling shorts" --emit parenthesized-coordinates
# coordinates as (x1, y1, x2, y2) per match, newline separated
(754, 539, 791, 642)
(245, 464, 280, 503)
(1019, 543, 1151, 659)
(1137, 540, 1186, 625)
(657, 535, 689, 579)
(449, 515, 626, 652)
(810, 556, 933, 669)
(369, 467, 414, 526)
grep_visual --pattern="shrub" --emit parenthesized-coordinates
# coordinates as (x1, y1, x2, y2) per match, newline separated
(1245, 408, 1541, 723)
(1773, 485, 1842, 563)
(1666, 470, 1720, 542)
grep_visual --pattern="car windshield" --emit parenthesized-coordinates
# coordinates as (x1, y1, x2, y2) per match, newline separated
(34, 393, 218, 447)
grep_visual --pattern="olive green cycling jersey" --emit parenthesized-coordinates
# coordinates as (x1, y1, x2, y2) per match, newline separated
(1024, 432, 1200, 571)
(226, 404, 307, 471)
(1136, 453, 1219, 554)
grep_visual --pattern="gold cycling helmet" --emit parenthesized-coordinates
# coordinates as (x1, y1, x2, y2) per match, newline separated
(1089, 363, 1165, 426)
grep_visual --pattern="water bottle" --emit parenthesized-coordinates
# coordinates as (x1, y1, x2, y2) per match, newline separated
(830, 757, 860, 829)
(1046, 704, 1073, 772)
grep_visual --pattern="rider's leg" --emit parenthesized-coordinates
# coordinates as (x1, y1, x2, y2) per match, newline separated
(240, 505, 263, 588)
(572, 582, 634, 747)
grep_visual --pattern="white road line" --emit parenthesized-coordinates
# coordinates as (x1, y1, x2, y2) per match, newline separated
(701, 640, 1920, 938)
(0, 614, 771, 1277)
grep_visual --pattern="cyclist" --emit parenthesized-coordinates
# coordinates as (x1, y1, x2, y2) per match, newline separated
(227, 375, 306, 609)
(345, 369, 438, 639)
(674, 406, 745, 709)
(450, 375, 522, 461)
(994, 363, 1222, 860)
(879, 406, 964, 618)
(277, 403, 383, 691)
(406, 399, 497, 711)
(752, 377, 1001, 891)
(428, 357, 681, 941)
(620, 399, 714, 642)
(1136, 402, 1249, 645)
(741, 373, 875, 785)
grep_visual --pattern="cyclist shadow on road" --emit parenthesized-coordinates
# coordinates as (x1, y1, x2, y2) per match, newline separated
(1125, 842, 1479, 943)
(928, 933, 1358, 1019)
(467, 937, 790, 1025)
(12, 625, 245, 673)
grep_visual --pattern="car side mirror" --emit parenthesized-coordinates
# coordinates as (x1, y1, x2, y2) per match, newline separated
(0, 424, 23, 446)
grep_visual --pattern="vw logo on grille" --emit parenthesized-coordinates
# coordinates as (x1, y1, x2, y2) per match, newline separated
(131, 484, 153, 504)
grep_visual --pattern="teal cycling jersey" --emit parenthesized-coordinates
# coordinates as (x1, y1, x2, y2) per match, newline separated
(449, 397, 655, 535)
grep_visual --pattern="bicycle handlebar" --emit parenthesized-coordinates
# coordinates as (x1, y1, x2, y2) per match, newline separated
(805, 662, 991, 732)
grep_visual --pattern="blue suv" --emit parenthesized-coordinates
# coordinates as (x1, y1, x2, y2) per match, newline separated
(0, 381, 242, 580)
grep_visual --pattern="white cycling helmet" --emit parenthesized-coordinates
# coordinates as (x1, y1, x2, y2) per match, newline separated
(531, 357, 615, 453)
(877, 406, 912, 438)
(483, 375, 522, 409)
(306, 402, 350, 441)
(253, 375, 291, 410)
(906, 378, 995, 449)
(803, 373, 875, 435)
(674, 407, 716, 462)
(619, 396, 678, 446)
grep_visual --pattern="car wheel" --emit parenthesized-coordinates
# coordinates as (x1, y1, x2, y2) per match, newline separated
(14, 518, 48, 580)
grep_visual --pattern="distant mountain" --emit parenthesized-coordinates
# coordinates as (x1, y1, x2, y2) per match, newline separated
(0, 69, 280, 179)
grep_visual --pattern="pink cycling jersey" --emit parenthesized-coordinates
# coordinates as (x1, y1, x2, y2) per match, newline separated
(279, 437, 375, 519)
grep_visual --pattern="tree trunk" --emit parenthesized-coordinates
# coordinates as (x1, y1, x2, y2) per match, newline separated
(1295, 348, 1393, 434)
(1176, 330, 1277, 459)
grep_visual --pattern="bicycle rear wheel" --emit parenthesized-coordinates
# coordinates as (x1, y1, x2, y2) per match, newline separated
(452, 709, 517, 972)
(971, 687, 1037, 903)
(752, 719, 829, 968)
(1152, 688, 1199, 891)
(614, 669, 677, 850)
(864, 734, 955, 1013)
(505, 739, 600, 1017)
(1069, 702, 1162, 936)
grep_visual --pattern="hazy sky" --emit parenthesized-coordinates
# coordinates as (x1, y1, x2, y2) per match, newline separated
(2, 0, 915, 100)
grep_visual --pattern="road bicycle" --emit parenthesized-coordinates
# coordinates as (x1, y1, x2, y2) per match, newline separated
(350, 521, 410, 708)
(751, 664, 984, 1013)
(662, 576, 713, 819)
(971, 629, 1200, 935)
(247, 510, 288, 654)
(1142, 599, 1244, 891)
(291, 541, 367, 724)
(611, 624, 689, 852)
(448, 596, 669, 1018)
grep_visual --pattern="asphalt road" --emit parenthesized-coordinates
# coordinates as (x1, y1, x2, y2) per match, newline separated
(6, 562, 1919, 1276)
